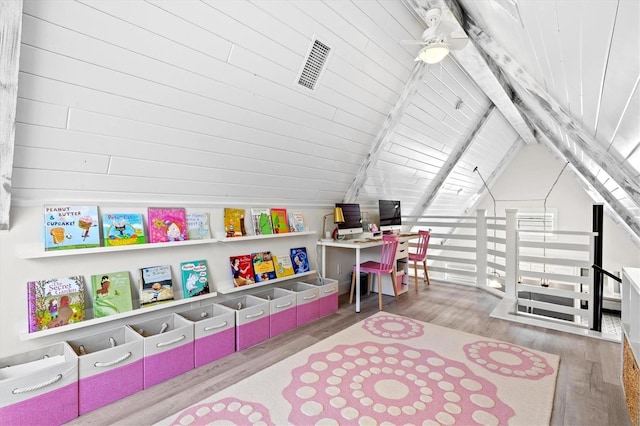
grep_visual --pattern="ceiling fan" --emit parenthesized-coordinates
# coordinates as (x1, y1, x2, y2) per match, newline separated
(402, 8, 469, 64)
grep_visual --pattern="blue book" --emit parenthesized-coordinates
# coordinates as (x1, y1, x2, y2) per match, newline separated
(44, 205, 100, 250)
(290, 247, 310, 274)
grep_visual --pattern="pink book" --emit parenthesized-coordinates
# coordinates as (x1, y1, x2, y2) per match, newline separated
(147, 207, 188, 243)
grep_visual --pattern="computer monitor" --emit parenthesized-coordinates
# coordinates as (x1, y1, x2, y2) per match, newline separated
(335, 203, 363, 236)
(379, 200, 402, 232)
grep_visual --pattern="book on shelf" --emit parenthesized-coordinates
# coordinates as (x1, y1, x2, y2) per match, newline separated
(224, 208, 247, 237)
(288, 211, 305, 232)
(102, 213, 146, 246)
(290, 247, 310, 274)
(180, 259, 210, 298)
(147, 207, 188, 243)
(186, 212, 211, 240)
(273, 252, 295, 278)
(270, 208, 289, 234)
(27, 275, 86, 332)
(138, 265, 174, 306)
(90, 271, 134, 318)
(44, 205, 100, 251)
(251, 251, 277, 283)
(230, 254, 255, 287)
(250, 208, 273, 236)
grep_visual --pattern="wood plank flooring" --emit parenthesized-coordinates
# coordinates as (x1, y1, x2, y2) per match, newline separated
(67, 282, 630, 425)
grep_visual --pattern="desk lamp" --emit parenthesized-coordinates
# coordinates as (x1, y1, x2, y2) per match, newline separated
(322, 207, 344, 241)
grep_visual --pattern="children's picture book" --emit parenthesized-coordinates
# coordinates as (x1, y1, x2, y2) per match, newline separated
(90, 271, 134, 318)
(224, 208, 246, 237)
(138, 265, 174, 306)
(44, 205, 100, 251)
(102, 213, 146, 246)
(186, 212, 211, 240)
(251, 251, 277, 283)
(270, 208, 289, 234)
(273, 252, 295, 278)
(27, 276, 86, 332)
(250, 208, 273, 236)
(229, 254, 255, 287)
(290, 247, 311, 274)
(288, 211, 305, 232)
(148, 207, 187, 243)
(180, 260, 210, 298)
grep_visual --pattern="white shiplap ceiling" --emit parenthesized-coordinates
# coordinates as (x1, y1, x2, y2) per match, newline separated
(1, 0, 638, 240)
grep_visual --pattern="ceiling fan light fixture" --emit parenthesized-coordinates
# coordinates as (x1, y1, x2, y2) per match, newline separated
(418, 43, 450, 64)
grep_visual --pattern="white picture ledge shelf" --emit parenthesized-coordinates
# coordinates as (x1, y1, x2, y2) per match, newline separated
(217, 270, 318, 294)
(18, 238, 218, 259)
(19, 291, 218, 341)
(219, 231, 316, 242)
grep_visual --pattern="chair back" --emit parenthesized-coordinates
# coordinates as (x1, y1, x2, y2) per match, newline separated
(379, 235, 400, 272)
(414, 230, 431, 261)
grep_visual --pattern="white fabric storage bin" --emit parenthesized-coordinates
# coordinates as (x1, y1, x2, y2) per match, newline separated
(68, 326, 144, 415)
(127, 313, 194, 388)
(301, 277, 339, 317)
(178, 304, 236, 367)
(0, 341, 79, 425)
(280, 282, 320, 326)
(220, 295, 269, 351)
(253, 288, 297, 337)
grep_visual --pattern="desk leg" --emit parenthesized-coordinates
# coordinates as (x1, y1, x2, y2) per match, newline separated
(355, 247, 361, 313)
(321, 245, 327, 278)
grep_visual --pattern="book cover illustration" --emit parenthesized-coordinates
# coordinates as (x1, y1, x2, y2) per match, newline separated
(251, 208, 273, 235)
(90, 271, 133, 318)
(138, 265, 174, 306)
(251, 251, 277, 283)
(186, 212, 211, 240)
(288, 211, 305, 232)
(180, 260, 210, 298)
(44, 205, 100, 251)
(290, 247, 310, 274)
(224, 208, 246, 237)
(230, 254, 255, 287)
(102, 213, 146, 246)
(148, 207, 187, 243)
(273, 252, 295, 278)
(27, 276, 86, 332)
(270, 208, 289, 234)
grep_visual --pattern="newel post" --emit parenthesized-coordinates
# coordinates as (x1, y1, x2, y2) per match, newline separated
(505, 209, 519, 299)
(476, 209, 487, 287)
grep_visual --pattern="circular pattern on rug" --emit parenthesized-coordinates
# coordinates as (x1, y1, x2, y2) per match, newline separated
(169, 397, 274, 426)
(463, 341, 555, 380)
(362, 315, 424, 340)
(283, 341, 514, 425)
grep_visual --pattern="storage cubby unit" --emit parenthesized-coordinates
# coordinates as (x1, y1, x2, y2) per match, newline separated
(622, 267, 640, 425)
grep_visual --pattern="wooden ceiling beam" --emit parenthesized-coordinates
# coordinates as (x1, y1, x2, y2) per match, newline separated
(343, 60, 429, 203)
(0, 0, 23, 230)
(466, 21, 640, 208)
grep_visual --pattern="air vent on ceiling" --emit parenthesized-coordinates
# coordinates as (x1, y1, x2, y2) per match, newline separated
(296, 38, 331, 91)
(494, 0, 522, 26)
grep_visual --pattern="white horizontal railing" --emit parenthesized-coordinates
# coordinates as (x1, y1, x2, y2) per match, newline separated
(403, 209, 599, 334)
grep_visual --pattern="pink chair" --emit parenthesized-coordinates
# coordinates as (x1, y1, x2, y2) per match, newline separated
(349, 234, 400, 310)
(409, 230, 431, 291)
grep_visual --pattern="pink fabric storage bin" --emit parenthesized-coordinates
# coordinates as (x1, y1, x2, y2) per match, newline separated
(303, 277, 339, 317)
(178, 304, 236, 368)
(127, 314, 194, 389)
(280, 282, 320, 326)
(253, 288, 297, 337)
(68, 326, 144, 415)
(220, 295, 269, 351)
(0, 341, 78, 426)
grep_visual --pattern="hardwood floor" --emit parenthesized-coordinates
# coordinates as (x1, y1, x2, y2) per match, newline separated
(67, 282, 630, 425)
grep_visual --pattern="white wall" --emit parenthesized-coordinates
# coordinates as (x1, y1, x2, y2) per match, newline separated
(0, 205, 328, 358)
(473, 143, 640, 275)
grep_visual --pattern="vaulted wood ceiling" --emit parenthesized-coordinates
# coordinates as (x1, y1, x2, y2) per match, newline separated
(1, 0, 638, 240)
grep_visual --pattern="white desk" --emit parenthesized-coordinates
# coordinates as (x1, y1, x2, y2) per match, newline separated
(317, 234, 416, 312)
